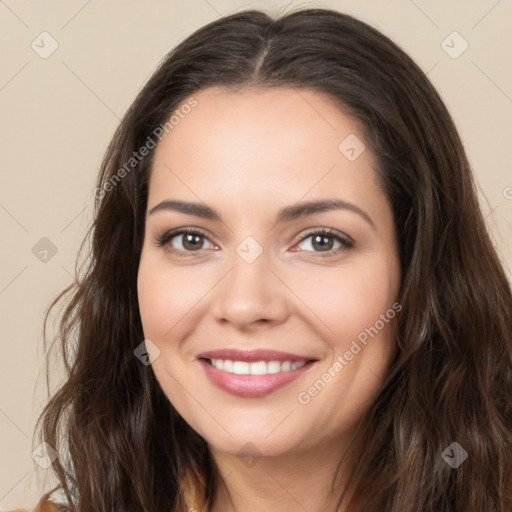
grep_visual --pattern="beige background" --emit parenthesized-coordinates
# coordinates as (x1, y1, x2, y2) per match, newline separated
(0, 0, 511, 508)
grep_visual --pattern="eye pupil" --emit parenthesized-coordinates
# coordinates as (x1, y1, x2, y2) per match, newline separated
(312, 234, 333, 251)
(183, 233, 203, 250)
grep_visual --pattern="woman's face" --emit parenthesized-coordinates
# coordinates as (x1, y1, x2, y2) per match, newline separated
(137, 86, 401, 459)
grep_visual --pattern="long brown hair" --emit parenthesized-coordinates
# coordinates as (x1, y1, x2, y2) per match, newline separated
(36, 7, 512, 511)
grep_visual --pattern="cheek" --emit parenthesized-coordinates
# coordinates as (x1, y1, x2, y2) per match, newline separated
(292, 262, 399, 431)
(137, 254, 212, 342)
(137, 254, 208, 416)
(291, 259, 398, 352)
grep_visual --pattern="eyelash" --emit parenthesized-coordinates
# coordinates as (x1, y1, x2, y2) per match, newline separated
(154, 227, 354, 257)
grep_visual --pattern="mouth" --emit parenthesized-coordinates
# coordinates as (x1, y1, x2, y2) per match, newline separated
(196, 349, 319, 397)
(200, 357, 315, 375)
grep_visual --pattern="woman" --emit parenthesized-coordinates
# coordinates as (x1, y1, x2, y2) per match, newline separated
(28, 7, 512, 512)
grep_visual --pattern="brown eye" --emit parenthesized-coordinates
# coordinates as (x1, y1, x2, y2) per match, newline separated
(295, 230, 354, 255)
(311, 234, 334, 251)
(180, 233, 205, 251)
(157, 229, 215, 253)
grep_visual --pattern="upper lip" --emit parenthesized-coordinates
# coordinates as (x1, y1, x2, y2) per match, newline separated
(197, 348, 317, 363)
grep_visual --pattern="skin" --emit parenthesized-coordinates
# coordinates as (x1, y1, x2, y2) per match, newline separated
(137, 86, 401, 512)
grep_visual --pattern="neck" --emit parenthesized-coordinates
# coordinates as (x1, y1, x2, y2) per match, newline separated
(208, 435, 360, 512)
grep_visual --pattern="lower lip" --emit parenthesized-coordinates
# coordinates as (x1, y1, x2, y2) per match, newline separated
(199, 359, 316, 398)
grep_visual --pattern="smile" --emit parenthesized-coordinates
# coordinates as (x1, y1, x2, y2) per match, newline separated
(206, 358, 307, 375)
(196, 348, 318, 397)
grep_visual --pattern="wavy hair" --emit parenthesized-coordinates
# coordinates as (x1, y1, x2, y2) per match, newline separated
(36, 7, 512, 511)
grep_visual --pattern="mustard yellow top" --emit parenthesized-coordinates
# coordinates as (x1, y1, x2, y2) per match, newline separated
(9, 496, 62, 512)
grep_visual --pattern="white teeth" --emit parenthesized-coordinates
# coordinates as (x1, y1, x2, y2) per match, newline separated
(249, 361, 267, 375)
(223, 359, 234, 372)
(209, 359, 307, 375)
(281, 361, 291, 371)
(232, 361, 250, 374)
(266, 361, 281, 374)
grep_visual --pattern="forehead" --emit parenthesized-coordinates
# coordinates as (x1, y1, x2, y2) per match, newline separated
(149, 86, 382, 211)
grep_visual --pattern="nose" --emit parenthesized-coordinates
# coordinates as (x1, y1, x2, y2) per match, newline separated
(211, 248, 290, 330)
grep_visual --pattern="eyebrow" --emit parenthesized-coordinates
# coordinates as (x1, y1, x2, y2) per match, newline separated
(148, 199, 376, 229)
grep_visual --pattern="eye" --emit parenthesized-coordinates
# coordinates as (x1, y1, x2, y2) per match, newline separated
(155, 227, 353, 257)
(293, 229, 354, 255)
(156, 228, 216, 254)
